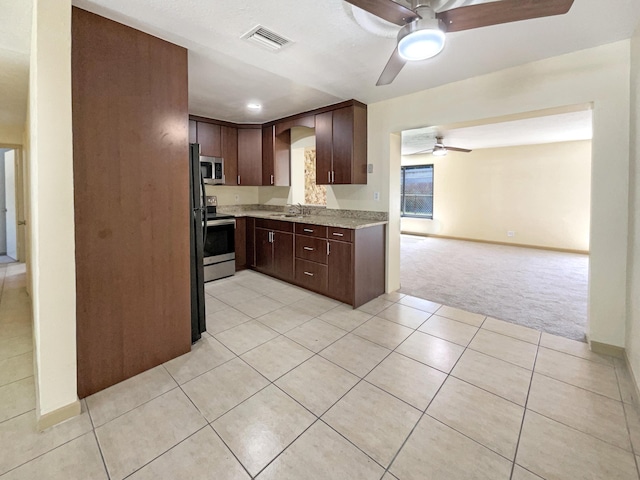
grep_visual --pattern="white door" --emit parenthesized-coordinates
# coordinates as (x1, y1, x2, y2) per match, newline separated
(5, 150, 16, 260)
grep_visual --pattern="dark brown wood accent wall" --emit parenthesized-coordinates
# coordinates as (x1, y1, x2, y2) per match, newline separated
(72, 7, 191, 398)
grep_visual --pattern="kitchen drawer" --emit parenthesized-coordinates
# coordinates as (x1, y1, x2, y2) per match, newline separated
(295, 223, 327, 238)
(328, 227, 354, 242)
(295, 259, 328, 292)
(295, 235, 328, 264)
(255, 218, 294, 233)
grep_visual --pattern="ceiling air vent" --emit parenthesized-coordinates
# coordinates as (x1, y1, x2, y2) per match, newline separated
(241, 25, 292, 51)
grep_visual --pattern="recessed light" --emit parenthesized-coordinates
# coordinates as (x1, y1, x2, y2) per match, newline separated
(247, 103, 262, 110)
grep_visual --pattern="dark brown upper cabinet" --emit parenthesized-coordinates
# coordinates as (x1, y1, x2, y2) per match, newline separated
(315, 104, 367, 185)
(237, 128, 262, 186)
(189, 99, 367, 187)
(221, 125, 238, 186)
(262, 125, 291, 186)
(196, 122, 222, 157)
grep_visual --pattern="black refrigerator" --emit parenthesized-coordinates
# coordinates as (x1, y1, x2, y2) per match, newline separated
(189, 143, 206, 343)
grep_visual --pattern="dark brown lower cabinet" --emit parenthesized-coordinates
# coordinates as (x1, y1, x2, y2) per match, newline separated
(255, 228, 272, 272)
(246, 217, 255, 267)
(273, 232, 294, 281)
(255, 225, 294, 281)
(235, 217, 246, 270)
(291, 224, 385, 308)
(238, 218, 384, 308)
(327, 240, 353, 304)
(295, 259, 328, 292)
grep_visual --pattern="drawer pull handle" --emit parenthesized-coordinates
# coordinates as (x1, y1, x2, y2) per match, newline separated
(304, 271, 314, 277)
(303, 229, 314, 233)
(303, 246, 314, 251)
(332, 232, 344, 237)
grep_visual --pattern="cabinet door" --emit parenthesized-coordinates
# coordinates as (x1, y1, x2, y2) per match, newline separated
(222, 126, 238, 186)
(273, 231, 294, 281)
(331, 107, 354, 185)
(234, 217, 246, 270)
(255, 228, 273, 273)
(262, 126, 291, 187)
(237, 128, 262, 185)
(197, 122, 222, 157)
(262, 126, 275, 186)
(315, 111, 333, 185)
(327, 240, 353, 304)
(246, 217, 256, 267)
(189, 120, 197, 144)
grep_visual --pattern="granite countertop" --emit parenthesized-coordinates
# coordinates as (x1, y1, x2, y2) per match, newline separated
(228, 210, 388, 230)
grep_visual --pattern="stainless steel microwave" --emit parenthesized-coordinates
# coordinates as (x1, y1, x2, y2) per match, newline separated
(200, 156, 224, 185)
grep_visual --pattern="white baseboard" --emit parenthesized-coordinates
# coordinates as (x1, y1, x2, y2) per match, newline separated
(37, 400, 81, 431)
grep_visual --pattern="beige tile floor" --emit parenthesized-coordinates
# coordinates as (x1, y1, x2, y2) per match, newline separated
(2, 268, 640, 479)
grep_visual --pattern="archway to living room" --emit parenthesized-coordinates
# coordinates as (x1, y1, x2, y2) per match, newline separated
(397, 106, 592, 342)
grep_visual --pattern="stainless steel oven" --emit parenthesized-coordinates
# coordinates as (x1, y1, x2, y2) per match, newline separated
(203, 214, 236, 282)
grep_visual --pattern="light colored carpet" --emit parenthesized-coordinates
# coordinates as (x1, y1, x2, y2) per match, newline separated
(399, 235, 589, 342)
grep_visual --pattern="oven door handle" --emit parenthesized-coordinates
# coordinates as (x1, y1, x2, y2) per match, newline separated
(204, 219, 236, 227)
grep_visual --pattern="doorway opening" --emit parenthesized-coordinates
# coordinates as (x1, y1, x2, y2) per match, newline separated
(0, 148, 19, 263)
(398, 106, 593, 341)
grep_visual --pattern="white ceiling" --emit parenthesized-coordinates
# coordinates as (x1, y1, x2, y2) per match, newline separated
(71, 0, 640, 124)
(402, 109, 593, 155)
(0, 0, 31, 134)
(2, 0, 640, 133)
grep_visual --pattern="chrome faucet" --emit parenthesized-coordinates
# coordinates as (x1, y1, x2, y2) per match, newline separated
(287, 203, 306, 216)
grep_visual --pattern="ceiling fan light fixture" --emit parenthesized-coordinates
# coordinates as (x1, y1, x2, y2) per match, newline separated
(397, 17, 446, 61)
(432, 144, 448, 156)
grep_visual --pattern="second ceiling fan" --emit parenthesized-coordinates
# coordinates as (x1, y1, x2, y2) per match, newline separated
(344, 0, 575, 86)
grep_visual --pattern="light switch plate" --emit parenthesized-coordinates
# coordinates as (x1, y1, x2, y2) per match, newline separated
(367, 163, 373, 174)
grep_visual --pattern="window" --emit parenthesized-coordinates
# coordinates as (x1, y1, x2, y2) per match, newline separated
(401, 165, 433, 218)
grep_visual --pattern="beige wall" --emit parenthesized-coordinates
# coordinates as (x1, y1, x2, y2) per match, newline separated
(29, 0, 79, 421)
(401, 140, 592, 252)
(205, 184, 258, 206)
(0, 126, 24, 146)
(626, 26, 640, 392)
(368, 41, 630, 348)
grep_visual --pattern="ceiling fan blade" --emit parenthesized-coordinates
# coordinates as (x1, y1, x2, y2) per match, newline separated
(406, 148, 434, 155)
(377, 47, 407, 86)
(445, 146, 472, 152)
(437, 0, 574, 33)
(344, 0, 420, 26)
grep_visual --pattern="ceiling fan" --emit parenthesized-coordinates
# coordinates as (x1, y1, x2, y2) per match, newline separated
(412, 136, 472, 156)
(344, 0, 575, 85)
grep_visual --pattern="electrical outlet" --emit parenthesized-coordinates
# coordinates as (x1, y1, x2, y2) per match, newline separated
(374, 191, 380, 201)
(234, 194, 239, 203)
(507, 231, 515, 237)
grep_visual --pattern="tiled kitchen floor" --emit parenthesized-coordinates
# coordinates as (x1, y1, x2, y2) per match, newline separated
(2, 269, 640, 479)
